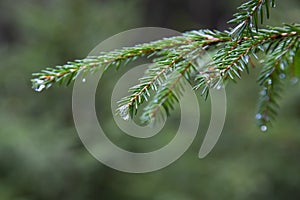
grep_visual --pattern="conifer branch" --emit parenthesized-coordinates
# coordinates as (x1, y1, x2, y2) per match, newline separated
(195, 25, 300, 96)
(116, 30, 228, 121)
(140, 58, 195, 122)
(229, 0, 276, 37)
(32, 0, 300, 131)
(257, 33, 299, 128)
(31, 35, 200, 92)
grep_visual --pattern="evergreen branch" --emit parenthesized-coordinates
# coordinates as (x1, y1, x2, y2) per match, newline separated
(219, 26, 298, 77)
(256, 34, 300, 129)
(141, 61, 194, 123)
(31, 35, 201, 92)
(195, 24, 300, 95)
(116, 51, 187, 120)
(31, 0, 300, 131)
(229, 0, 276, 37)
(116, 30, 229, 120)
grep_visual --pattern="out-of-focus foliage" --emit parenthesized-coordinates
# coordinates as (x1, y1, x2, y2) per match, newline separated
(1, 0, 300, 200)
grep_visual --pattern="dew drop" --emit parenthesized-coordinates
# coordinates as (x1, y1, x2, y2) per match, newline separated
(35, 79, 44, 84)
(215, 83, 224, 90)
(267, 79, 272, 85)
(264, 96, 270, 101)
(82, 78, 86, 83)
(279, 73, 286, 79)
(118, 105, 130, 121)
(255, 113, 262, 120)
(280, 63, 285, 70)
(260, 125, 268, 132)
(243, 55, 249, 63)
(291, 77, 299, 85)
(260, 88, 267, 95)
(34, 84, 46, 92)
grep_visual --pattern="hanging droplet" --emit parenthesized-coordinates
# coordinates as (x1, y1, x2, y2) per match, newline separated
(255, 113, 262, 120)
(280, 63, 285, 70)
(279, 73, 286, 79)
(264, 96, 270, 101)
(267, 79, 272, 85)
(260, 88, 267, 95)
(243, 55, 249, 63)
(215, 83, 224, 90)
(35, 79, 44, 84)
(291, 77, 299, 85)
(34, 84, 46, 92)
(82, 78, 86, 83)
(118, 105, 130, 120)
(260, 125, 268, 132)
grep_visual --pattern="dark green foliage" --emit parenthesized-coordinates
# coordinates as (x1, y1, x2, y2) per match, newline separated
(32, 0, 300, 130)
(3, 0, 300, 199)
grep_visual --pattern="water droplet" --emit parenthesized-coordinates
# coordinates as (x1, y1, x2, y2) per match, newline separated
(267, 79, 272, 85)
(82, 78, 86, 83)
(118, 105, 130, 120)
(255, 113, 262, 120)
(35, 79, 44, 84)
(279, 73, 286, 79)
(243, 55, 249, 63)
(264, 96, 270, 101)
(280, 63, 285, 70)
(34, 84, 46, 92)
(291, 77, 299, 85)
(260, 88, 267, 95)
(215, 83, 224, 90)
(260, 125, 268, 132)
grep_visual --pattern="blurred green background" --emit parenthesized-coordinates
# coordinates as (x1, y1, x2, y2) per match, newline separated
(1, 0, 300, 199)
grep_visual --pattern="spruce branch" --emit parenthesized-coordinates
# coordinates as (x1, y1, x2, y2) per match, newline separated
(141, 61, 193, 123)
(31, 0, 300, 131)
(229, 0, 276, 37)
(195, 25, 300, 96)
(116, 30, 228, 121)
(31, 35, 200, 92)
(257, 32, 300, 129)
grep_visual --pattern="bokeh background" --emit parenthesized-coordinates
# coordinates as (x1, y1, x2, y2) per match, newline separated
(1, 0, 300, 199)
